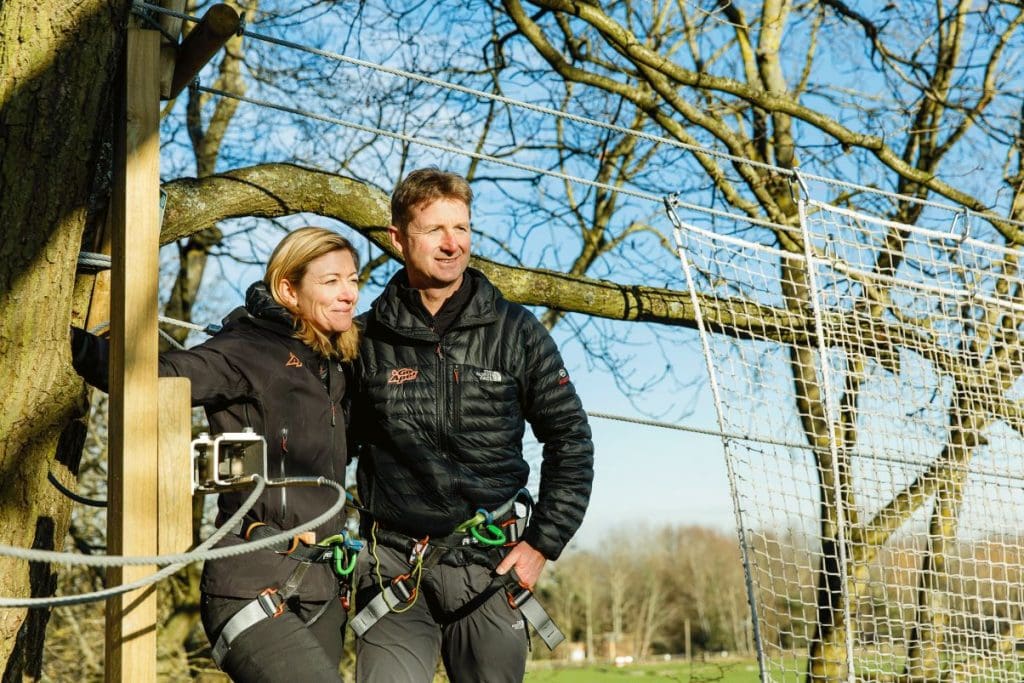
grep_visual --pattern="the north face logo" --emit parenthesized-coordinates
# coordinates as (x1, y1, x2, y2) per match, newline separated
(285, 352, 303, 368)
(476, 370, 502, 382)
(388, 368, 419, 384)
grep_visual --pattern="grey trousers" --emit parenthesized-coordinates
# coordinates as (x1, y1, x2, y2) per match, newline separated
(201, 593, 346, 682)
(354, 544, 529, 683)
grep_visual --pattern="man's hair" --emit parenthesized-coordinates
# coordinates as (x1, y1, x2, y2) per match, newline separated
(265, 226, 360, 361)
(391, 168, 473, 230)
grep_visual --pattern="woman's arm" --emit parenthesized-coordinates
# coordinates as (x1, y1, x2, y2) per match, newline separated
(70, 327, 252, 405)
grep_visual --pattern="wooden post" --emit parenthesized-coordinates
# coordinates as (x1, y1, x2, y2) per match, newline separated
(158, 377, 192, 555)
(684, 618, 691, 662)
(83, 206, 114, 333)
(104, 25, 161, 682)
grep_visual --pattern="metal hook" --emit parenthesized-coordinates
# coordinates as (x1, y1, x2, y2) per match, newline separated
(949, 209, 971, 243)
(959, 209, 972, 242)
(790, 169, 811, 205)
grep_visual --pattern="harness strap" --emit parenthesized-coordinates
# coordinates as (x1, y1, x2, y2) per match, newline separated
(349, 575, 417, 637)
(211, 561, 312, 666)
(495, 571, 565, 651)
(211, 522, 360, 667)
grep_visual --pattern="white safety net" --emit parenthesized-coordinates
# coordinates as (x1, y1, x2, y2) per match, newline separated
(670, 199, 1024, 682)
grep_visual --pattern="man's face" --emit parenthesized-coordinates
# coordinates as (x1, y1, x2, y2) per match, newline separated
(390, 198, 471, 292)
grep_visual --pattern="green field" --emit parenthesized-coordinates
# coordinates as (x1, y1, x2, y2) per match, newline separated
(519, 654, 1024, 683)
(524, 658, 761, 682)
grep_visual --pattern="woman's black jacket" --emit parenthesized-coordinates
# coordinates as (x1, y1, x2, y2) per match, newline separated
(71, 283, 349, 601)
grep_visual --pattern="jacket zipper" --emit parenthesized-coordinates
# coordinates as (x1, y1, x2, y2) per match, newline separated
(452, 365, 461, 433)
(328, 364, 337, 481)
(435, 342, 447, 453)
(279, 427, 288, 518)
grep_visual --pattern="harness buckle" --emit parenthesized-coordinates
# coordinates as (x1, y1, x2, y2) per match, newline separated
(256, 588, 286, 618)
(407, 535, 430, 564)
(500, 517, 522, 545)
(391, 574, 416, 603)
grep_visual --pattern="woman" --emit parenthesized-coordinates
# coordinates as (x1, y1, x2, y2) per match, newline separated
(72, 227, 360, 682)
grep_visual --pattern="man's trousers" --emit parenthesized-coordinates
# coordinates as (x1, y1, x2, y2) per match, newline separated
(354, 543, 529, 683)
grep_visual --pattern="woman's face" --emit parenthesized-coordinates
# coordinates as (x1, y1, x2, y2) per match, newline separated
(280, 249, 359, 334)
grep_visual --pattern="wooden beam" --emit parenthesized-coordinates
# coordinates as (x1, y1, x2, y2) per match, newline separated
(158, 377, 192, 555)
(167, 4, 240, 100)
(104, 25, 161, 683)
(158, 1, 188, 99)
(83, 206, 114, 334)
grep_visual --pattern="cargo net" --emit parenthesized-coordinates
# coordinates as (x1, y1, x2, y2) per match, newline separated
(668, 198, 1024, 682)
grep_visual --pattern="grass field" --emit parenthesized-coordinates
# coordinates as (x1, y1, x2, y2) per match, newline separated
(523, 658, 761, 682)
(521, 655, 1024, 683)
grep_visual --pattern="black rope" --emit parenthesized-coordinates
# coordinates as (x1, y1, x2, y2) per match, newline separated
(48, 471, 107, 508)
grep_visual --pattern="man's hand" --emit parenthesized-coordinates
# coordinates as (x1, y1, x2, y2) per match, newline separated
(495, 541, 546, 589)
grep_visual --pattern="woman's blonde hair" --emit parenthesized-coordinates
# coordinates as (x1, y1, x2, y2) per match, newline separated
(265, 227, 360, 361)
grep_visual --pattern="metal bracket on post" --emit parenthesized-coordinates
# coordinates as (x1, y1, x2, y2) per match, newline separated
(191, 429, 268, 493)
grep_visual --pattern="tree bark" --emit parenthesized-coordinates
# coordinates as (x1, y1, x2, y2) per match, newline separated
(0, 0, 128, 675)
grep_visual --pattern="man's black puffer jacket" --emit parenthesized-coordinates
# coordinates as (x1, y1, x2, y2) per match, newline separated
(352, 268, 593, 562)
(72, 282, 349, 601)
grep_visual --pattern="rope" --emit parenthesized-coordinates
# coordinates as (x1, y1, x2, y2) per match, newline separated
(0, 477, 347, 608)
(131, 0, 1024, 229)
(796, 198, 857, 683)
(665, 200, 769, 680)
(196, 85, 662, 204)
(0, 477, 344, 568)
(586, 409, 1022, 483)
(676, 207, 1024, 317)
(158, 315, 220, 335)
(158, 327, 186, 350)
(86, 316, 220, 340)
(0, 478, 262, 608)
(77, 251, 111, 271)
(47, 472, 106, 508)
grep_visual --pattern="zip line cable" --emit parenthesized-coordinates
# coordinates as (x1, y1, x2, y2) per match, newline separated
(195, 84, 664, 204)
(192, 85, 809, 235)
(586, 410, 1024, 484)
(133, 1, 1024, 228)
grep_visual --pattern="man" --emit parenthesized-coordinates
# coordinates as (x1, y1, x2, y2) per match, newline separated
(350, 168, 594, 682)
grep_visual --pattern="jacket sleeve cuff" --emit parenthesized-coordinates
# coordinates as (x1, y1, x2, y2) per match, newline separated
(522, 525, 563, 561)
(71, 327, 111, 393)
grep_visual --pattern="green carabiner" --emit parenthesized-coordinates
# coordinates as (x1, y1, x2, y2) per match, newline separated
(319, 534, 347, 547)
(455, 510, 488, 534)
(470, 523, 506, 546)
(333, 544, 357, 576)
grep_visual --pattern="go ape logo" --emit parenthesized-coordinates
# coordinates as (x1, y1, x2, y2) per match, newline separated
(388, 367, 419, 385)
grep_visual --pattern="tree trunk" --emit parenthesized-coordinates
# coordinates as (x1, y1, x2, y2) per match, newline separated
(0, 0, 127, 675)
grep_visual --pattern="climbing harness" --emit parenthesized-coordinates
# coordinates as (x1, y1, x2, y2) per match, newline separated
(211, 523, 363, 667)
(349, 489, 565, 650)
(197, 427, 362, 667)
